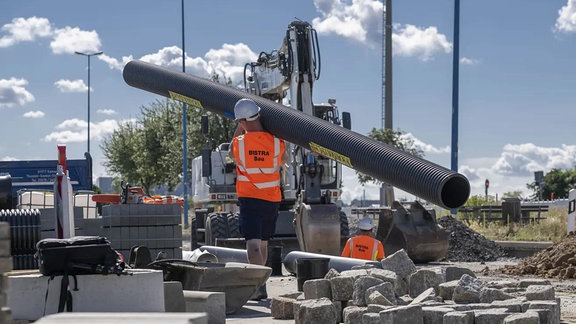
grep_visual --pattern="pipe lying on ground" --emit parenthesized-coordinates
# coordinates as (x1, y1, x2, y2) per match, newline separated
(283, 251, 381, 274)
(123, 60, 470, 209)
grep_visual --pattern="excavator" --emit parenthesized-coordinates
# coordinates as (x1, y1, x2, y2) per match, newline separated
(122, 21, 471, 262)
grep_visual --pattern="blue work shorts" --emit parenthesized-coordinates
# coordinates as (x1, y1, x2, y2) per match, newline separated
(238, 197, 280, 241)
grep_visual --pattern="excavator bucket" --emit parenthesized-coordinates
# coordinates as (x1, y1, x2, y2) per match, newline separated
(373, 201, 449, 263)
(294, 203, 341, 256)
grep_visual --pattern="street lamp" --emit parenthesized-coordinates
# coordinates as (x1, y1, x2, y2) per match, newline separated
(75, 51, 103, 154)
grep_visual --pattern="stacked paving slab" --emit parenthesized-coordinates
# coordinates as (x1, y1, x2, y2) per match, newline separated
(271, 249, 561, 324)
(0, 222, 13, 323)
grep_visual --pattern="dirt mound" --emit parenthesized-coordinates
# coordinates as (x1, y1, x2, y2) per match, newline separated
(438, 215, 507, 262)
(501, 233, 576, 279)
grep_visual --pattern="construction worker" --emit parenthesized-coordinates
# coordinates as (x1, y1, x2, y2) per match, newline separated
(231, 98, 286, 299)
(341, 217, 385, 261)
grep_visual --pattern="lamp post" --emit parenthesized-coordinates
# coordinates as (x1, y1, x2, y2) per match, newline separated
(75, 51, 103, 154)
(181, 0, 190, 228)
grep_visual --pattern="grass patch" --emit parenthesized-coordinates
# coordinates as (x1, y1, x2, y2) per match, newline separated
(455, 206, 568, 243)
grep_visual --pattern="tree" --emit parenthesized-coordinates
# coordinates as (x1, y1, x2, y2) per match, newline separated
(356, 128, 424, 185)
(502, 190, 523, 199)
(527, 168, 576, 200)
(101, 76, 236, 193)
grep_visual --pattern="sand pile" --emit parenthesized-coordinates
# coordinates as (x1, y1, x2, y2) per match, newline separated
(501, 233, 576, 279)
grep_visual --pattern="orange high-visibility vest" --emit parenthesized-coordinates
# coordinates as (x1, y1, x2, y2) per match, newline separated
(232, 132, 285, 202)
(341, 235, 385, 261)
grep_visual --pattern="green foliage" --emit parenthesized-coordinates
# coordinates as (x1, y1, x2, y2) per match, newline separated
(464, 194, 497, 206)
(101, 76, 236, 193)
(356, 128, 424, 185)
(502, 190, 523, 199)
(527, 168, 576, 200)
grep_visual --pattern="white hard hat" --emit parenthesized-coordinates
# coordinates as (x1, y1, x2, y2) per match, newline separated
(234, 98, 261, 121)
(358, 217, 375, 230)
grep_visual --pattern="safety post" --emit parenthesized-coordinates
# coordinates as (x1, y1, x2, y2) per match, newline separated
(54, 144, 75, 238)
(568, 189, 575, 235)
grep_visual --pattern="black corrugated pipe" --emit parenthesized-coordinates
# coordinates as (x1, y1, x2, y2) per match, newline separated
(123, 60, 470, 209)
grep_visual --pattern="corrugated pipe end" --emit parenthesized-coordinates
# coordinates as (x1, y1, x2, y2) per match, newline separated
(441, 175, 471, 209)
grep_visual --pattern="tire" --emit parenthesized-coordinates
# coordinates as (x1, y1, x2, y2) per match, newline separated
(227, 212, 242, 238)
(340, 211, 350, 238)
(205, 212, 229, 246)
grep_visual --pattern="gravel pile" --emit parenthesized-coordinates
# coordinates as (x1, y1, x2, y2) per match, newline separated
(438, 215, 507, 262)
(501, 233, 576, 279)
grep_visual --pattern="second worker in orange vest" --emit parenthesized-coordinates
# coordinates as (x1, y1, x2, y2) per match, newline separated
(341, 217, 385, 261)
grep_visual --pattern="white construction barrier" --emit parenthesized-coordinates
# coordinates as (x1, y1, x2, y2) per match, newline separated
(6, 269, 164, 321)
(568, 189, 575, 235)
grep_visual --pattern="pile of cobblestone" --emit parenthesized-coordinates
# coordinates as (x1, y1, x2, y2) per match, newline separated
(501, 233, 576, 279)
(271, 249, 561, 323)
(437, 215, 507, 262)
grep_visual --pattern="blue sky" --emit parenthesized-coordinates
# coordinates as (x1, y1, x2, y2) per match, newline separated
(1, 0, 575, 205)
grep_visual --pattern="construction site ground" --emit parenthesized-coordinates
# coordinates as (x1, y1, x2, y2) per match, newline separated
(182, 234, 576, 323)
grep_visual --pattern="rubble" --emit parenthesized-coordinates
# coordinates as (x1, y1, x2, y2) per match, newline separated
(271, 249, 562, 324)
(438, 215, 507, 262)
(501, 233, 576, 279)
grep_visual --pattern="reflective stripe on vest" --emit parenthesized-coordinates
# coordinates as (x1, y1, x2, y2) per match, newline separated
(349, 237, 380, 261)
(235, 134, 282, 193)
(237, 137, 281, 174)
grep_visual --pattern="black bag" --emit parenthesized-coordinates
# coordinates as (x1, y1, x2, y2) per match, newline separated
(35, 236, 126, 313)
(35, 236, 125, 276)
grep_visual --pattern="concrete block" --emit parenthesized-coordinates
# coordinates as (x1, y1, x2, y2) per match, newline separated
(453, 275, 484, 304)
(409, 268, 444, 298)
(379, 304, 423, 324)
(271, 295, 299, 319)
(479, 287, 514, 303)
(164, 281, 185, 312)
(6, 269, 164, 321)
(380, 249, 416, 279)
(503, 311, 540, 324)
(443, 310, 474, 324)
(438, 280, 459, 301)
(361, 312, 380, 324)
(342, 305, 367, 324)
(473, 308, 510, 324)
(445, 266, 476, 281)
(330, 276, 355, 301)
(422, 306, 454, 324)
(525, 285, 555, 301)
(294, 298, 338, 324)
(34, 312, 207, 324)
(528, 300, 560, 324)
(183, 290, 225, 324)
(353, 276, 384, 306)
(303, 278, 332, 300)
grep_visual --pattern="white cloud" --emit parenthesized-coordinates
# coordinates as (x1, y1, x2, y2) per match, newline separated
(460, 57, 479, 65)
(133, 44, 256, 86)
(555, 0, 576, 33)
(50, 26, 101, 54)
(491, 143, 576, 176)
(54, 79, 87, 93)
(0, 156, 19, 161)
(23, 110, 45, 118)
(401, 132, 450, 154)
(393, 24, 452, 61)
(97, 109, 117, 115)
(312, 0, 383, 47)
(43, 118, 135, 143)
(0, 16, 52, 48)
(311, 0, 452, 61)
(0, 78, 35, 108)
